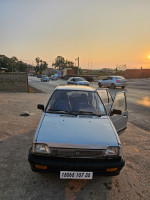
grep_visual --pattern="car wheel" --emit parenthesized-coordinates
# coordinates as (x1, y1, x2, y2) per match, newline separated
(98, 82, 102, 87)
(121, 86, 125, 89)
(111, 83, 116, 89)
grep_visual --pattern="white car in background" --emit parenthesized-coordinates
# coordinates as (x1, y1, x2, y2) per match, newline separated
(28, 85, 128, 178)
(98, 76, 128, 89)
(51, 75, 58, 80)
(67, 77, 89, 86)
(41, 75, 49, 82)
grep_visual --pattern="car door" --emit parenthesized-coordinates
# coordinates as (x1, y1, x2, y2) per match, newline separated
(96, 88, 113, 114)
(109, 92, 128, 132)
(69, 78, 75, 84)
(107, 77, 113, 87)
(101, 77, 109, 86)
(72, 78, 77, 84)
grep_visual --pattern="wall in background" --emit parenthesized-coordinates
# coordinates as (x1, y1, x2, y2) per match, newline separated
(0, 72, 28, 92)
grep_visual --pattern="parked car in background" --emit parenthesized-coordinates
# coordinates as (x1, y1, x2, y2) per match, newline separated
(67, 77, 89, 86)
(37, 74, 42, 78)
(28, 85, 128, 178)
(41, 75, 49, 82)
(51, 75, 58, 80)
(98, 76, 128, 89)
(54, 73, 61, 78)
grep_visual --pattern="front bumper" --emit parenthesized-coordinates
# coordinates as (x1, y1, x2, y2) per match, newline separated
(28, 149, 125, 176)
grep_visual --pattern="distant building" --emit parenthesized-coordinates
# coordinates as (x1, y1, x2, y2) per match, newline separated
(42, 68, 55, 75)
(0, 67, 8, 72)
(27, 66, 35, 75)
(125, 69, 150, 78)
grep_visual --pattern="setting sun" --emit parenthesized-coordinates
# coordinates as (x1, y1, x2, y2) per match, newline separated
(148, 55, 150, 59)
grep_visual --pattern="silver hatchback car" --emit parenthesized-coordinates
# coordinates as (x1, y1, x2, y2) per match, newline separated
(28, 85, 128, 178)
(98, 76, 128, 89)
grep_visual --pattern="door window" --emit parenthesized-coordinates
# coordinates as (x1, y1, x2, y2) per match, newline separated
(110, 92, 128, 132)
(97, 89, 109, 104)
(103, 77, 109, 80)
(113, 92, 126, 113)
(97, 89, 113, 104)
(108, 91, 113, 103)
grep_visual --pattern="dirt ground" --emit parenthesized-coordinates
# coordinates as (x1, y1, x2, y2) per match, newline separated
(0, 92, 150, 200)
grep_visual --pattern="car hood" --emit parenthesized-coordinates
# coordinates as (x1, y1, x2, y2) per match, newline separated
(36, 114, 119, 149)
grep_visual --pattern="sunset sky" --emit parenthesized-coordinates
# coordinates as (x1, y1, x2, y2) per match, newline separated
(0, 0, 150, 69)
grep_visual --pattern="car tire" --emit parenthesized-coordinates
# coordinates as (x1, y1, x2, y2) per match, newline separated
(111, 83, 116, 89)
(98, 82, 102, 87)
(121, 86, 125, 89)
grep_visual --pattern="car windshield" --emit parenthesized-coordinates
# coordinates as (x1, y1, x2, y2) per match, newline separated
(75, 77, 85, 81)
(46, 90, 106, 116)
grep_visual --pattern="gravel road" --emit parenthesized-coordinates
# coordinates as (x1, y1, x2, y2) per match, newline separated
(0, 79, 150, 200)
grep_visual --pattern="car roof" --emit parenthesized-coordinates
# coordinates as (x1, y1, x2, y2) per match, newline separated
(55, 85, 95, 91)
(109, 76, 123, 78)
(69, 77, 85, 79)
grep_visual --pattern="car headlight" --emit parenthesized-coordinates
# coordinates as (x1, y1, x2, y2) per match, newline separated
(35, 144, 50, 154)
(105, 146, 120, 156)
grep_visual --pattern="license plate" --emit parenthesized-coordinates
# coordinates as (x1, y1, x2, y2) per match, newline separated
(122, 84, 126, 86)
(60, 171, 93, 179)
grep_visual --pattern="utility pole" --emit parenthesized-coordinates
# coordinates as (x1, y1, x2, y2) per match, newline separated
(75, 57, 79, 74)
(77, 57, 79, 74)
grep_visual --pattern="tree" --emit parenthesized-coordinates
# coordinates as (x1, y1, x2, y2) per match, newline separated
(0, 55, 18, 72)
(10, 56, 18, 72)
(0, 55, 9, 70)
(52, 56, 74, 70)
(65, 60, 74, 68)
(0, 54, 31, 72)
(39, 60, 48, 72)
(35, 57, 48, 73)
(18, 61, 27, 72)
(52, 56, 66, 70)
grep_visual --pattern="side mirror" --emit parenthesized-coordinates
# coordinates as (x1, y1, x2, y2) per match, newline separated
(111, 109, 122, 116)
(37, 104, 44, 111)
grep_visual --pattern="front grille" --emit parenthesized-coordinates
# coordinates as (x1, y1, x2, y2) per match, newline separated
(51, 148, 105, 159)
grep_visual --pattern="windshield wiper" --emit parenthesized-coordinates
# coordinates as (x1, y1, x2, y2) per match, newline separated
(47, 109, 77, 116)
(70, 111, 101, 117)
(47, 110, 101, 117)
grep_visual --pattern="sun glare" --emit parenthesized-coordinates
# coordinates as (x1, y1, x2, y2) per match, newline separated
(148, 55, 150, 59)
